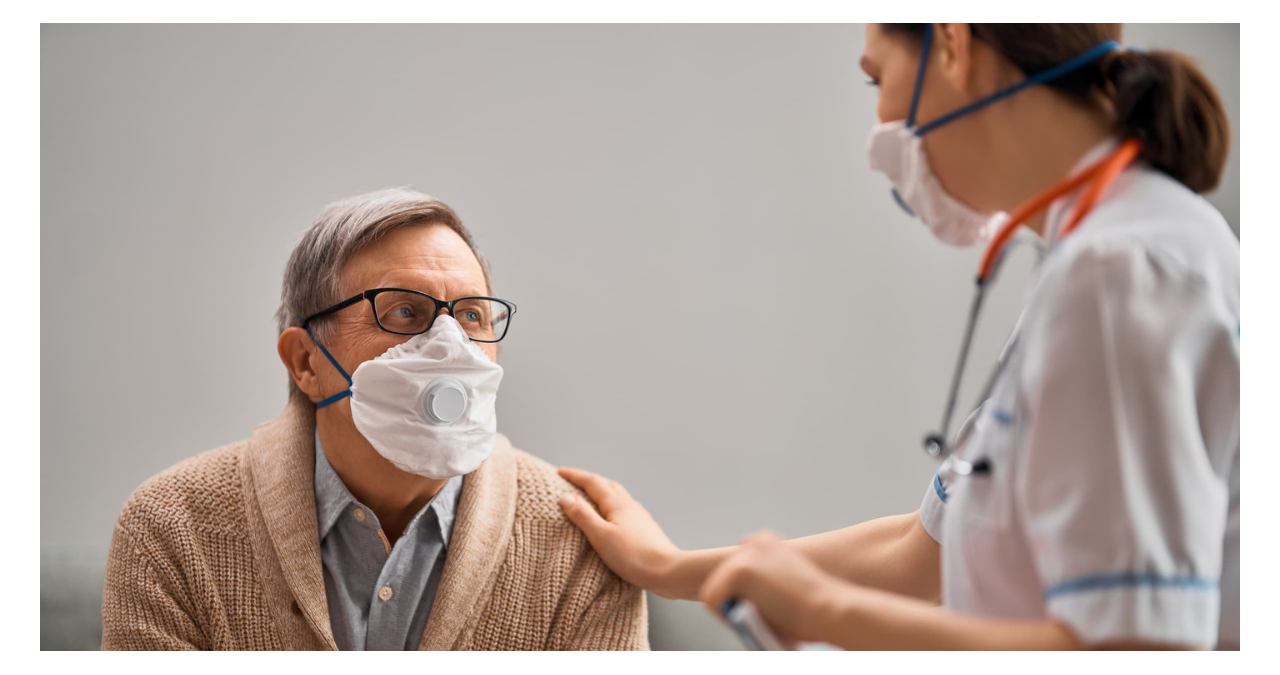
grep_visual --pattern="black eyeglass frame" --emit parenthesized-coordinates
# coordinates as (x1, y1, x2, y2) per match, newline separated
(300, 288, 517, 343)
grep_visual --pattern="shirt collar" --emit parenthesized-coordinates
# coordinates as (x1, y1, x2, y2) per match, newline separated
(313, 429, 465, 546)
(313, 429, 354, 539)
(432, 474, 463, 548)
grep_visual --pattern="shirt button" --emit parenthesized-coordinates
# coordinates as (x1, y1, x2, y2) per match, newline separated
(353, 508, 366, 522)
(378, 585, 394, 602)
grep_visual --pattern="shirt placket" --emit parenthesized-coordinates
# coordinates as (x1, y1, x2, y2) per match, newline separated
(362, 505, 444, 651)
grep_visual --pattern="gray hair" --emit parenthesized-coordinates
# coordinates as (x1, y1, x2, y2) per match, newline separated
(276, 187, 491, 400)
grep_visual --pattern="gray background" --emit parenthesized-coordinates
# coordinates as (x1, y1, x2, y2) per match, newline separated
(41, 24, 1239, 650)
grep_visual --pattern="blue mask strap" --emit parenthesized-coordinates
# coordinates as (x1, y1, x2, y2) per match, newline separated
(315, 389, 352, 409)
(905, 24, 935, 129)
(302, 320, 353, 409)
(912, 31, 1122, 137)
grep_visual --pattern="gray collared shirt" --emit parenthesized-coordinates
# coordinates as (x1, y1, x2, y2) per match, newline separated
(314, 431, 463, 651)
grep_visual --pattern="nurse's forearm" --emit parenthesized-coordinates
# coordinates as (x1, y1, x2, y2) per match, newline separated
(819, 584, 1083, 650)
(662, 511, 937, 602)
(790, 511, 941, 603)
(820, 583, 1199, 650)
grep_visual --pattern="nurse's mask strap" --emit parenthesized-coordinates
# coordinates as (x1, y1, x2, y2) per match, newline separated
(912, 37, 1124, 137)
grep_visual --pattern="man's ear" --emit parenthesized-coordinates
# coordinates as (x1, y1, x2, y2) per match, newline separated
(935, 23, 975, 95)
(278, 327, 322, 401)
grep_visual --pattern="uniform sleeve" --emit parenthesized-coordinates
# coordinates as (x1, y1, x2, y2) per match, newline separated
(101, 523, 206, 650)
(1013, 244, 1238, 648)
(918, 471, 947, 543)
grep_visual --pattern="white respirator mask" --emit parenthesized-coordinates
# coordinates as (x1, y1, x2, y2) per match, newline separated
(307, 314, 504, 480)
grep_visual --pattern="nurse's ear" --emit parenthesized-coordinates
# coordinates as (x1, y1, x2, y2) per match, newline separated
(933, 23, 977, 96)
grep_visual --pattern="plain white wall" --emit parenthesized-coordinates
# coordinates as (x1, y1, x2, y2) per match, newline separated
(41, 24, 1238, 650)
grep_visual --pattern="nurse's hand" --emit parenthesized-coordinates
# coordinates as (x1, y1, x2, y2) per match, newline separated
(558, 467, 687, 598)
(699, 530, 850, 646)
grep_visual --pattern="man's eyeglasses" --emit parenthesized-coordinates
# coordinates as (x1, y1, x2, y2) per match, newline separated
(301, 288, 516, 343)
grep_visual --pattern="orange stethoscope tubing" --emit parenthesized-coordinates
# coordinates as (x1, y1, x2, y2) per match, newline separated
(924, 138, 1144, 459)
(978, 138, 1144, 282)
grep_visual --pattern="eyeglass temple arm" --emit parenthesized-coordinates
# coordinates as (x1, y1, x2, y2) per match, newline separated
(299, 292, 368, 327)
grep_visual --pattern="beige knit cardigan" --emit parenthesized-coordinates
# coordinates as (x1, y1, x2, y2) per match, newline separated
(101, 397, 648, 650)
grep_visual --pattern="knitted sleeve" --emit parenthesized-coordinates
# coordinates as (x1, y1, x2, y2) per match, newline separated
(563, 564, 650, 651)
(101, 523, 206, 650)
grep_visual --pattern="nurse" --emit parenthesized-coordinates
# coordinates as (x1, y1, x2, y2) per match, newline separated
(558, 23, 1239, 650)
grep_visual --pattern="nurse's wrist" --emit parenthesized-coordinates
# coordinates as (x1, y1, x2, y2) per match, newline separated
(804, 581, 858, 648)
(808, 580, 903, 650)
(654, 548, 723, 601)
(651, 549, 697, 601)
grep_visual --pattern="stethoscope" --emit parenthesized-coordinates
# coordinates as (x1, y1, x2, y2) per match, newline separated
(920, 138, 1144, 475)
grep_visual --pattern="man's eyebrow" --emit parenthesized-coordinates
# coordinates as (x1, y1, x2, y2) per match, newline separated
(382, 283, 489, 299)
(860, 54, 874, 73)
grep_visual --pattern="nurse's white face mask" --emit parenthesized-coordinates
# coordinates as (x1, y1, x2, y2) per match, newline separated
(313, 314, 505, 480)
(865, 24, 1009, 248)
(866, 121, 1003, 247)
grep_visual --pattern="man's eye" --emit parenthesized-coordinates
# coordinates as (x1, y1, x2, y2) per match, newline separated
(462, 310, 480, 322)
(866, 78, 880, 87)
(395, 307, 416, 318)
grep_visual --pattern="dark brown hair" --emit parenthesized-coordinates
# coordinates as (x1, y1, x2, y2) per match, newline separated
(884, 24, 1231, 193)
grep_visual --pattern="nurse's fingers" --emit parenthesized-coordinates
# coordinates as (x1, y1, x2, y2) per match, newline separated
(699, 551, 752, 616)
(703, 531, 785, 611)
(559, 491, 611, 536)
(557, 467, 623, 516)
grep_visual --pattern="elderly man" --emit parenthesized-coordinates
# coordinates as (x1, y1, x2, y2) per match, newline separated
(101, 188, 648, 650)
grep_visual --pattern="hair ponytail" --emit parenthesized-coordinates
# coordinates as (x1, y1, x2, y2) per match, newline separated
(1104, 49, 1230, 193)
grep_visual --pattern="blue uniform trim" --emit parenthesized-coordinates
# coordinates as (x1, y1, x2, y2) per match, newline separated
(1043, 572, 1218, 601)
(991, 408, 1015, 426)
(932, 471, 948, 503)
